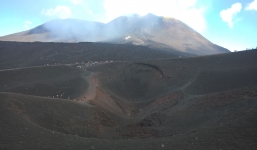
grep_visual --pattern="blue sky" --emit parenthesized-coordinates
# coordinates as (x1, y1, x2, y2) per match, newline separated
(0, 0, 256, 51)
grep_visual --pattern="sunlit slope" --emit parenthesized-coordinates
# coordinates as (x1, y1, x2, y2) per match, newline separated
(0, 14, 229, 55)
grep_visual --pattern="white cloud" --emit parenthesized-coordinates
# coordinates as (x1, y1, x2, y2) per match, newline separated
(70, 0, 82, 5)
(246, 0, 257, 10)
(24, 21, 32, 30)
(103, 0, 207, 33)
(220, 3, 242, 28)
(41, 6, 72, 19)
(84, 9, 93, 15)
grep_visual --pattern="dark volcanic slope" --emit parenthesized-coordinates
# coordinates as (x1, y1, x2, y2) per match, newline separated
(0, 41, 193, 70)
(1, 49, 257, 150)
(89, 50, 257, 104)
(0, 14, 229, 55)
(0, 65, 88, 99)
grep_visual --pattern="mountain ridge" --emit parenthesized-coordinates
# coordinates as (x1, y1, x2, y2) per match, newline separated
(0, 14, 229, 55)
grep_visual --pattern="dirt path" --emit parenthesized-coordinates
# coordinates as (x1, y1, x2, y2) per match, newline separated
(79, 71, 97, 101)
(0, 64, 71, 72)
(180, 68, 200, 91)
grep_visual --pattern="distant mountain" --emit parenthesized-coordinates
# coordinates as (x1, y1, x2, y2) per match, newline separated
(0, 19, 106, 42)
(0, 14, 229, 55)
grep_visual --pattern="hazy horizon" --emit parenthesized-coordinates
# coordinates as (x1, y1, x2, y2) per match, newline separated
(0, 0, 257, 51)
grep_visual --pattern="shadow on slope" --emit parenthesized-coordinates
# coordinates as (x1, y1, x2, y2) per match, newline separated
(0, 93, 121, 139)
(102, 63, 163, 101)
(0, 66, 88, 99)
(185, 67, 257, 95)
(87, 50, 257, 111)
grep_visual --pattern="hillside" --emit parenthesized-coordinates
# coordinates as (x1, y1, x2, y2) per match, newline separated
(0, 41, 194, 70)
(0, 14, 229, 55)
(0, 49, 257, 149)
(105, 14, 229, 55)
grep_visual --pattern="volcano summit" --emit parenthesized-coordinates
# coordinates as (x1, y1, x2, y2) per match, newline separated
(0, 14, 229, 55)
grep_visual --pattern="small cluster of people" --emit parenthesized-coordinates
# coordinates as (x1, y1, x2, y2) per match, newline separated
(51, 92, 87, 102)
(77, 60, 114, 69)
(73, 96, 86, 101)
(44, 60, 114, 68)
(75, 98, 83, 101)
(52, 92, 65, 99)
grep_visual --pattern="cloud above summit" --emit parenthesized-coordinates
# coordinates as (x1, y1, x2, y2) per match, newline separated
(41, 5, 72, 19)
(103, 0, 207, 33)
(1, 0, 257, 51)
(70, 0, 83, 5)
(245, 0, 257, 11)
(220, 3, 242, 28)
